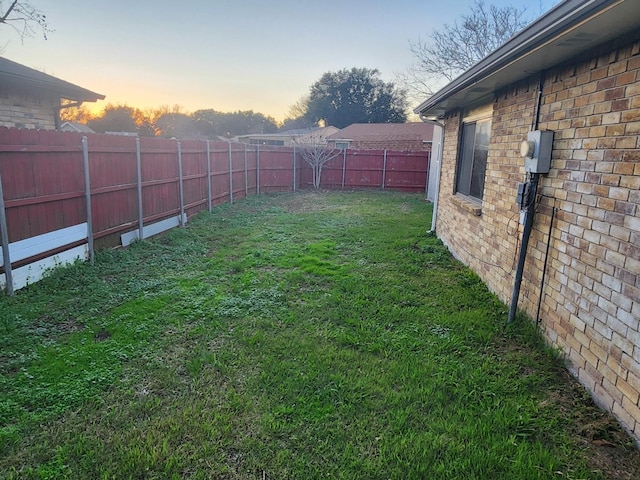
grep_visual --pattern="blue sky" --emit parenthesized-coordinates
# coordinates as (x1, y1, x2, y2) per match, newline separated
(2, 0, 560, 120)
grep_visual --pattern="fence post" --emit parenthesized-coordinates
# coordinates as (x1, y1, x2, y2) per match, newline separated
(293, 146, 297, 192)
(244, 143, 248, 196)
(81, 136, 95, 266)
(382, 149, 387, 190)
(136, 137, 144, 241)
(256, 145, 260, 195)
(177, 141, 185, 226)
(0, 166, 14, 295)
(206, 140, 212, 211)
(341, 148, 347, 189)
(228, 142, 233, 204)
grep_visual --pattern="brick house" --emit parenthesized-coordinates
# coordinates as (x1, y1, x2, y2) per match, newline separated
(415, 0, 640, 442)
(0, 57, 104, 130)
(326, 123, 434, 151)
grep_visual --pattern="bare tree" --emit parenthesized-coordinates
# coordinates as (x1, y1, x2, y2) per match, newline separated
(287, 95, 310, 120)
(293, 131, 340, 189)
(403, 0, 529, 102)
(0, 1, 50, 42)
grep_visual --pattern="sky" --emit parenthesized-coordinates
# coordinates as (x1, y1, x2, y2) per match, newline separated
(2, 0, 561, 122)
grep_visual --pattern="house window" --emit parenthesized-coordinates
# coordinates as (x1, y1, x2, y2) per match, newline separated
(456, 106, 492, 201)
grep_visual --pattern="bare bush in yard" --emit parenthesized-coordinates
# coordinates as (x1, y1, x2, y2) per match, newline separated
(293, 132, 341, 189)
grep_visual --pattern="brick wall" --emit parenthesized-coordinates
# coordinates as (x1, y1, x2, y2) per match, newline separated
(0, 92, 58, 130)
(436, 37, 640, 441)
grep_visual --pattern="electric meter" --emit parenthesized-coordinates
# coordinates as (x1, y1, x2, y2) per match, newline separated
(521, 130, 554, 174)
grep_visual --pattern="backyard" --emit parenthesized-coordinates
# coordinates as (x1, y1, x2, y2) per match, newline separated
(0, 191, 638, 479)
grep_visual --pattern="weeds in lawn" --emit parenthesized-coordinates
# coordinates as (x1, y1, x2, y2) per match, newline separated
(0, 191, 638, 479)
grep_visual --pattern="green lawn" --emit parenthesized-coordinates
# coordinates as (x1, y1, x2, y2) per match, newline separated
(0, 191, 637, 479)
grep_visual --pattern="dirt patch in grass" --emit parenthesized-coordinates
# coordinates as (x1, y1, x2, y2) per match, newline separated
(499, 335, 640, 479)
(551, 369, 640, 479)
(277, 190, 334, 213)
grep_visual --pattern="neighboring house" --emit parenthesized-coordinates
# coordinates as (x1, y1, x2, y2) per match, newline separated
(59, 121, 95, 133)
(326, 123, 434, 151)
(234, 126, 339, 146)
(415, 0, 640, 442)
(0, 57, 104, 130)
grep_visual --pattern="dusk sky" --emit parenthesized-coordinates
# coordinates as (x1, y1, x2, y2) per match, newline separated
(3, 0, 560, 121)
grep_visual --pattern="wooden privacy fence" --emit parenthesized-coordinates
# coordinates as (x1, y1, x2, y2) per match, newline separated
(0, 127, 430, 294)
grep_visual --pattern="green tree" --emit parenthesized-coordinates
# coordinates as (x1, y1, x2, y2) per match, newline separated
(191, 109, 278, 138)
(87, 104, 154, 136)
(154, 112, 197, 138)
(305, 68, 407, 129)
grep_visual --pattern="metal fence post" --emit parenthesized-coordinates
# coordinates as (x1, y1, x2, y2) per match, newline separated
(177, 141, 185, 226)
(206, 140, 212, 211)
(82, 136, 95, 265)
(244, 143, 248, 196)
(341, 148, 347, 189)
(0, 166, 14, 295)
(256, 145, 260, 195)
(382, 149, 387, 189)
(136, 137, 144, 241)
(228, 142, 233, 204)
(293, 146, 297, 192)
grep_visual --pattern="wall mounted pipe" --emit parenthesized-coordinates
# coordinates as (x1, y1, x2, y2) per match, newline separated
(508, 173, 540, 323)
(508, 71, 546, 323)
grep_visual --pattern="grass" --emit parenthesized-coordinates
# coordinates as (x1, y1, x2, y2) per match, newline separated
(0, 190, 638, 479)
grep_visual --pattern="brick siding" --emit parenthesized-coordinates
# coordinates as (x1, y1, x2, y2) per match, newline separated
(436, 37, 640, 441)
(0, 92, 58, 130)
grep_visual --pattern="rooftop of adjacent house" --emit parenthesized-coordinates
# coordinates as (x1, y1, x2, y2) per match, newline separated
(0, 56, 105, 103)
(327, 123, 434, 142)
(415, 0, 640, 118)
(234, 126, 339, 140)
(59, 121, 96, 133)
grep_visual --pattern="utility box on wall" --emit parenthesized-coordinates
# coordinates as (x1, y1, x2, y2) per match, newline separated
(520, 130, 554, 174)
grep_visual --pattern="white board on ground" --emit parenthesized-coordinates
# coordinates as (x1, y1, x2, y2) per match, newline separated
(0, 244, 88, 292)
(120, 214, 188, 247)
(0, 223, 88, 266)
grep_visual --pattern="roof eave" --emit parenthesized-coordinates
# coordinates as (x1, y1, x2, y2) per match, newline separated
(414, 0, 631, 117)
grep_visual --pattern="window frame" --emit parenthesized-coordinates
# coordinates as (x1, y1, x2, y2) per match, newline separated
(455, 105, 493, 203)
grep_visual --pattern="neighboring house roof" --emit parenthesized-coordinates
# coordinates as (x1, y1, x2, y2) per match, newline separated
(59, 121, 95, 133)
(415, 0, 640, 118)
(237, 126, 338, 139)
(0, 56, 105, 102)
(327, 123, 434, 143)
(234, 126, 339, 144)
